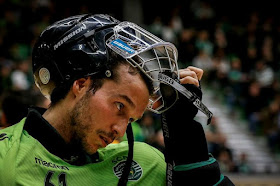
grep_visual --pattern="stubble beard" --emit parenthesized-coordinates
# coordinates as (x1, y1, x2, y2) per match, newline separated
(69, 92, 98, 154)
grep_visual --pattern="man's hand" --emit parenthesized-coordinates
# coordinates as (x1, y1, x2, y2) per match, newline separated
(161, 66, 235, 186)
(162, 66, 204, 120)
(160, 66, 208, 165)
(178, 66, 203, 87)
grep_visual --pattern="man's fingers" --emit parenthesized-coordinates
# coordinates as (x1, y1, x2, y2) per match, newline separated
(179, 70, 198, 80)
(178, 66, 203, 87)
(180, 76, 200, 87)
(185, 66, 203, 80)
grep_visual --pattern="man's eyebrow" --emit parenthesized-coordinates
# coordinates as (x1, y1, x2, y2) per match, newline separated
(118, 94, 135, 108)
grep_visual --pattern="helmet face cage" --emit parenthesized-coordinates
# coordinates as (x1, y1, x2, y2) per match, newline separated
(106, 22, 180, 113)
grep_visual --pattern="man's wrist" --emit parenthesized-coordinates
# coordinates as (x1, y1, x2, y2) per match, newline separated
(173, 121, 209, 165)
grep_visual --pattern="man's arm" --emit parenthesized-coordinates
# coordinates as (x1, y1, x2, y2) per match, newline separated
(160, 66, 234, 185)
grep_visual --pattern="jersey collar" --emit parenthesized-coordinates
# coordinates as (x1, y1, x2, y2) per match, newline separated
(24, 107, 99, 165)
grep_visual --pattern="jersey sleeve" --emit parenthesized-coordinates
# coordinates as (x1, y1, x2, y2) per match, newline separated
(173, 154, 235, 185)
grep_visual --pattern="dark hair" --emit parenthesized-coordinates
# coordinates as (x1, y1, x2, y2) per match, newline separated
(49, 51, 154, 106)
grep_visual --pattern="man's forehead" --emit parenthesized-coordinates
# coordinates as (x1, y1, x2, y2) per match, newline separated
(116, 94, 135, 109)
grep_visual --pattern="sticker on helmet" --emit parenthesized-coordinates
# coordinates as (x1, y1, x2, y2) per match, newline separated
(111, 39, 135, 54)
(39, 68, 50, 85)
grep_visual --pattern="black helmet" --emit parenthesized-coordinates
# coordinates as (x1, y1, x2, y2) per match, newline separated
(32, 14, 120, 99)
(32, 13, 182, 114)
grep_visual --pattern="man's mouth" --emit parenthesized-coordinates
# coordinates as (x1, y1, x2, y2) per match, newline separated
(99, 135, 113, 147)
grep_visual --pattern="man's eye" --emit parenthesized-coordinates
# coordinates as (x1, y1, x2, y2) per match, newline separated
(116, 102, 124, 111)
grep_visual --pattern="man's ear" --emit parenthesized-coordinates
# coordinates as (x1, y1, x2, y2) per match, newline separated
(72, 77, 91, 97)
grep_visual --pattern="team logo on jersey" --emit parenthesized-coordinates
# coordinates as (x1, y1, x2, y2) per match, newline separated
(113, 160, 142, 181)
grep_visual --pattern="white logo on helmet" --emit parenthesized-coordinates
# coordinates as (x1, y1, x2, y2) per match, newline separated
(39, 68, 50, 85)
(54, 23, 87, 50)
(111, 39, 135, 54)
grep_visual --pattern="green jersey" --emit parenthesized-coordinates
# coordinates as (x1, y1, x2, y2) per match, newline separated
(0, 108, 166, 186)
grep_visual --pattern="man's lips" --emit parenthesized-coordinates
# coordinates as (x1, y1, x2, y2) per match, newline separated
(99, 135, 113, 147)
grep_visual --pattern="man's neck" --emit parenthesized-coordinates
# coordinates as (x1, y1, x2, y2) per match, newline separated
(43, 102, 73, 143)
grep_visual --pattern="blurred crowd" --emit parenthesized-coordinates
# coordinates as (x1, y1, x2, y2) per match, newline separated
(144, 0, 280, 174)
(1, 0, 280, 174)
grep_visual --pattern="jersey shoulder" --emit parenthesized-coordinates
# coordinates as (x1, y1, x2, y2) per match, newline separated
(0, 118, 26, 153)
(100, 141, 165, 161)
(0, 118, 26, 186)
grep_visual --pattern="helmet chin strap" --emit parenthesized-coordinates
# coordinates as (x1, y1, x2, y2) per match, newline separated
(118, 123, 134, 186)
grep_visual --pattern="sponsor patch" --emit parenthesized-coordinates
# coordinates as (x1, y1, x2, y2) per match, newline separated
(35, 157, 69, 171)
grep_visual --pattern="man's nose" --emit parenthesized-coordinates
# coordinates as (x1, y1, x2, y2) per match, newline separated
(113, 119, 129, 137)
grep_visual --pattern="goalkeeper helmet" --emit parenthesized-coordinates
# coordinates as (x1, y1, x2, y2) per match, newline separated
(32, 13, 180, 114)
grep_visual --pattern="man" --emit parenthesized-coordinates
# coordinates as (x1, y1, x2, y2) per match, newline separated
(0, 14, 234, 185)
